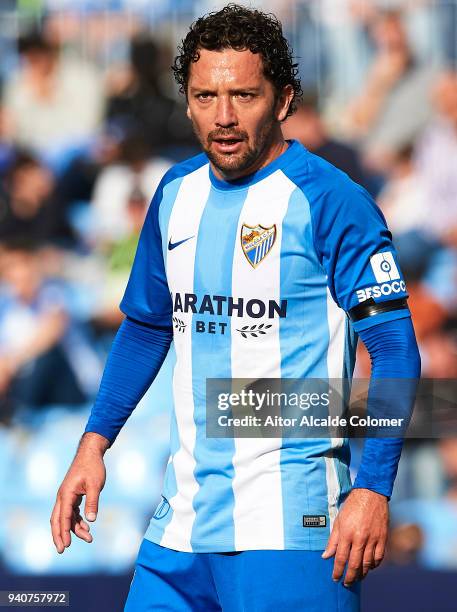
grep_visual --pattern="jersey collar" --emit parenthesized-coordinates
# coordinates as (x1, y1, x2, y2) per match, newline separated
(208, 139, 302, 191)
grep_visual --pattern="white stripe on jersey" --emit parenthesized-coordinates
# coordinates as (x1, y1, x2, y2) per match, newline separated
(160, 164, 210, 551)
(230, 170, 295, 549)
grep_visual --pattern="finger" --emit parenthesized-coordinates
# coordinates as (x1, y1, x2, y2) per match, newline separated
(74, 512, 91, 535)
(373, 537, 386, 568)
(362, 543, 375, 578)
(343, 543, 365, 587)
(332, 540, 351, 582)
(71, 511, 93, 544)
(322, 519, 339, 559)
(84, 485, 100, 522)
(73, 508, 90, 532)
(60, 492, 81, 548)
(50, 499, 65, 554)
(78, 518, 90, 532)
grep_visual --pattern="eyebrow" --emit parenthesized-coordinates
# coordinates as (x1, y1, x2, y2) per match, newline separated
(189, 86, 261, 94)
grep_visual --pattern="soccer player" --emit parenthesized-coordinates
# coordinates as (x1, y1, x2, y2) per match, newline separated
(50, 5, 420, 611)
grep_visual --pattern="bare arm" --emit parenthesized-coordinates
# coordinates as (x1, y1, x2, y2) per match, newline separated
(0, 309, 68, 395)
(345, 52, 408, 136)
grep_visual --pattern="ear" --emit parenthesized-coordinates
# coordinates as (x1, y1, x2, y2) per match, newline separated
(186, 104, 191, 120)
(276, 85, 295, 122)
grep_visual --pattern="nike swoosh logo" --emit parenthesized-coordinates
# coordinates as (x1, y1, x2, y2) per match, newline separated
(168, 235, 194, 250)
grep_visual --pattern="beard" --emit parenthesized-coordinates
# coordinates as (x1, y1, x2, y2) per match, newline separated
(191, 114, 276, 179)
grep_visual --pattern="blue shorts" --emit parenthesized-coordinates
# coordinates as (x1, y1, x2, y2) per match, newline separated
(124, 538, 360, 611)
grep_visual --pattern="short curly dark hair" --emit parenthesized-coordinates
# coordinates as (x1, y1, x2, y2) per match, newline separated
(172, 3, 302, 118)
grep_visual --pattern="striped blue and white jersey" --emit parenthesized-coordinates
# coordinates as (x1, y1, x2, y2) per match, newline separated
(121, 139, 410, 552)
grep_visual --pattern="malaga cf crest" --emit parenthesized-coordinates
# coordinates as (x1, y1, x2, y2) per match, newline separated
(241, 224, 276, 268)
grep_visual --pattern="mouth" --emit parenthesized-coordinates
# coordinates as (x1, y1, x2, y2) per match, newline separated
(211, 137, 244, 154)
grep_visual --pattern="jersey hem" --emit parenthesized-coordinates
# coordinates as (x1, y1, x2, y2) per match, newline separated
(144, 524, 329, 553)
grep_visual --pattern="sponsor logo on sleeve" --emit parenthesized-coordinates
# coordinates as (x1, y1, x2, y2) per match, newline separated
(356, 251, 406, 303)
(370, 252, 400, 283)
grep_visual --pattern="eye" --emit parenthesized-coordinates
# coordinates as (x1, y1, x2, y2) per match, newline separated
(196, 93, 213, 103)
(236, 92, 254, 101)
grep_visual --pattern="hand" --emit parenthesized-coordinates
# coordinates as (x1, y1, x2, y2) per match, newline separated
(50, 433, 109, 553)
(322, 488, 389, 587)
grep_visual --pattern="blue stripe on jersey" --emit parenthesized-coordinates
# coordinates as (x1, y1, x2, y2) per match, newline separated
(279, 186, 333, 546)
(282, 164, 364, 536)
(278, 187, 328, 378)
(190, 187, 247, 550)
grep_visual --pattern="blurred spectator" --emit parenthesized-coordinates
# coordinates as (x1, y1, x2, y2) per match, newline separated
(2, 29, 103, 156)
(105, 32, 196, 157)
(318, 0, 374, 113)
(388, 522, 424, 566)
(414, 71, 457, 245)
(343, 9, 436, 171)
(51, 122, 130, 230)
(107, 185, 147, 274)
(95, 185, 148, 328)
(282, 92, 371, 191)
(44, 7, 142, 70)
(0, 150, 74, 246)
(0, 105, 15, 174)
(320, 0, 443, 117)
(438, 0, 457, 66)
(377, 143, 427, 240)
(390, 438, 457, 569)
(419, 330, 457, 378)
(51, 120, 139, 218)
(377, 71, 457, 317)
(373, 136, 457, 374)
(0, 241, 88, 421)
(91, 131, 171, 243)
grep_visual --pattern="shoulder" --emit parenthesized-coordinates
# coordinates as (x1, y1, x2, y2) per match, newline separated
(283, 147, 388, 255)
(146, 152, 208, 224)
(159, 152, 208, 191)
(286, 147, 381, 220)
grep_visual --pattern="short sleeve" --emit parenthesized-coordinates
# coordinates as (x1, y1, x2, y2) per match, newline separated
(310, 178, 410, 332)
(119, 179, 172, 327)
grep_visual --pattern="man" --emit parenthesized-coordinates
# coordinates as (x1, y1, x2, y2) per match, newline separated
(50, 5, 420, 611)
(343, 9, 436, 172)
(0, 240, 87, 417)
(3, 29, 103, 155)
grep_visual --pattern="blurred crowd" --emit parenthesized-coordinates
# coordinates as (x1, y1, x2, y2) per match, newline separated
(0, 0, 456, 575)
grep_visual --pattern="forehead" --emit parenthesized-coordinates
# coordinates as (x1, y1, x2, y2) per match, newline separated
(188, 47, 265, 89)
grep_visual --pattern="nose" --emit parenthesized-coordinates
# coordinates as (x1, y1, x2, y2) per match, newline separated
(215, 95, 237, 128)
